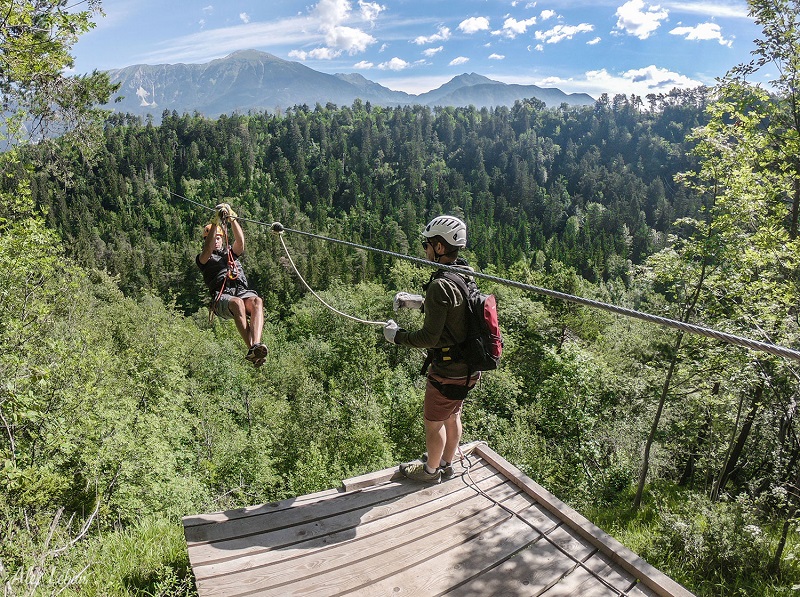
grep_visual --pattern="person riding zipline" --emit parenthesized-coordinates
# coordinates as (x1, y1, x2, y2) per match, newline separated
(197, 203, 268, 367)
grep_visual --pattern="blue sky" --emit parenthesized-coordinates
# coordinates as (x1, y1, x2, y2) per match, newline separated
(72, 0, 767, 98)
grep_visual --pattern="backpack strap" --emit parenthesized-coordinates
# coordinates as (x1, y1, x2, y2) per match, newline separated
(420, 270, 472, 379)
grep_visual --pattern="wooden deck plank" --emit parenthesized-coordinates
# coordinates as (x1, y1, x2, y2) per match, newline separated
(186, 461, 494, 546)
(197, 494, 539, 597)
(186, 447, 694, 597)
(188, 468, 506, 567)
(447, 524, 596, 596)
(198, 493, 530, 595)
(475, 444, 695, 597)
(542, 551, 654, 597)
(344, 509, 546, 597)
(539, 550, 642, 597)
(183, 487, 343, 528)
(186, 481, 414, 545)
(192, 471, 521, 580)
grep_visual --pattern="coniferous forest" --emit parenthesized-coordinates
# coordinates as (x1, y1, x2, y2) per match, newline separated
(2, 1, 800, 595)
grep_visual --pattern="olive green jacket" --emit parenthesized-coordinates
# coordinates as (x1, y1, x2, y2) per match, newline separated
(394, 265, 473, 377)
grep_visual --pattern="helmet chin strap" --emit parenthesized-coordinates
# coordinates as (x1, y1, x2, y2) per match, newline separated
(432, 243, 457, 263)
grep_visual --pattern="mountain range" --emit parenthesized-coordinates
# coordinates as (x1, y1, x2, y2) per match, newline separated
(105, 50, 595, 118)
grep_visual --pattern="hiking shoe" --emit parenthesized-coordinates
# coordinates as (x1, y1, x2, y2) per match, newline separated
(246, 343, 269, 364)
(421, 452, 456, 479)
(440, 462, 455, 480)
(400, 461, 441, 483)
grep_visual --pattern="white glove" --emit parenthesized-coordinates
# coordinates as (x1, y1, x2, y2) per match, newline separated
(393, 292, 424, 311)
(383, 319, 400, 343)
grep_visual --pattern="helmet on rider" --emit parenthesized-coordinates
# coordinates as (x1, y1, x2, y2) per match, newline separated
(203, 223, 224, 239)
(422, 215, 467, 248)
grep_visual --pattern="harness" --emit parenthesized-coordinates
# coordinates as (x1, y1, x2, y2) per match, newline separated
(208, 222, 241, 323)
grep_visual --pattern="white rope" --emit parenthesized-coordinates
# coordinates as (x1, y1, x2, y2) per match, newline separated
(275, 231, 388, 327)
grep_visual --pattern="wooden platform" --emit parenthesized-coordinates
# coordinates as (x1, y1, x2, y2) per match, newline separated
(183, 442, 695, 596)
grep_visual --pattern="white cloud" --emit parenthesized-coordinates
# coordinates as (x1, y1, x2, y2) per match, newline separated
(414, 26, 451, 45)
(379, 43, 388, 52)
(313, 47, 343, 59)
(202, 5, 213, 14)
(308, 0, 377, 54)
(290, 48, 342, 60)
(489, 53, 505, 60)
(449, 56, 469, 66)
(198, 19, 206, 29)
(378, 57, 410, 70)
(423, 46, 443, 57)
(324, 25, 376, 53)
(314, 0, 351, 25)
(459, 17, 490, 34)
(535, 43, 544, 51)
(493, 16, 538, 38)
(670, 22, 732, 46)
(359, 1, 385, 24)
(494, 64, 704, 98)
(239, 12, 250, 24)
(615, 0, 669, 40)
(535, 23, 594, 44)
(540, 10, 556, 20)
(591, 64, 702, 92)
(663, 2, 750, 19)
(587, 36, 602, 45)
(354, 60, 374, 68)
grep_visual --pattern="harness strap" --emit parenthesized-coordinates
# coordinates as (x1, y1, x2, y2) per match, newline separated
(208, 218, 238, 323)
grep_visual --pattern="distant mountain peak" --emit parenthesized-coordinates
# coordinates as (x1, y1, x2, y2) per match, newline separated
(104, 50, 594, 118)
(450, 73, 501, 86)
(219, 49, 283, 62)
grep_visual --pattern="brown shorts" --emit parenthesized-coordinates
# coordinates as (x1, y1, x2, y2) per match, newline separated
(423, 373, 479, 422)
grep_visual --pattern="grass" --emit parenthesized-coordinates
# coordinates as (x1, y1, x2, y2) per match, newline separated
(59, 516, 197, 597)
(584, 483, 800, 597)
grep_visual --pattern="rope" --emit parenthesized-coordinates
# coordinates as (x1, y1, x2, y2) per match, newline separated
(272, 228, 387, 326)
(168, 192, 800, 362)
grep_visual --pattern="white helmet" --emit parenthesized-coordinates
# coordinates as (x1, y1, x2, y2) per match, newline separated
(422, 215, 467, 248)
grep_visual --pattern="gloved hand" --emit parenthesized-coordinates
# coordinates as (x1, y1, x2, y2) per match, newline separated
(383, 319, 400, 344)
(393, 292, 424, 311)
(216, 203, 237, 220)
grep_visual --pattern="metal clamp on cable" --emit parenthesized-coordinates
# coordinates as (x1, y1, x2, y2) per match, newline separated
(270, 221, 285, 235)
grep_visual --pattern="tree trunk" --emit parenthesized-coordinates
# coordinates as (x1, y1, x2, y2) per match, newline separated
(712, 384, 762, 501)
(770, 446, 800, 575)
(634, 332, 683, 509)
(679, 383, 717, 487)
(792, 176, 799, 239)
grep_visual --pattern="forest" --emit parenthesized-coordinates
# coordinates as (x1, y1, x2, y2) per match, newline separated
(2, 0, 800, 595)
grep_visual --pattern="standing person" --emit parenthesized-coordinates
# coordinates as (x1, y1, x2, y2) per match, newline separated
(197, 203, 268, 367)
(384, 215, 479, 482)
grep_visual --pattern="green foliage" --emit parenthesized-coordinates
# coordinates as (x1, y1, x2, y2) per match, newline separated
(24, 90, 713, 312)
(3, 5, 800, 594)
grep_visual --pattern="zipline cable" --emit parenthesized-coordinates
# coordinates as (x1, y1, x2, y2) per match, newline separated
(170, 192, 800, 362)
(271, 221, 800, 362)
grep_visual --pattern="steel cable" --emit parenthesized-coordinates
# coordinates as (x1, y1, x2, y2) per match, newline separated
(172, 192, 800, 362)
